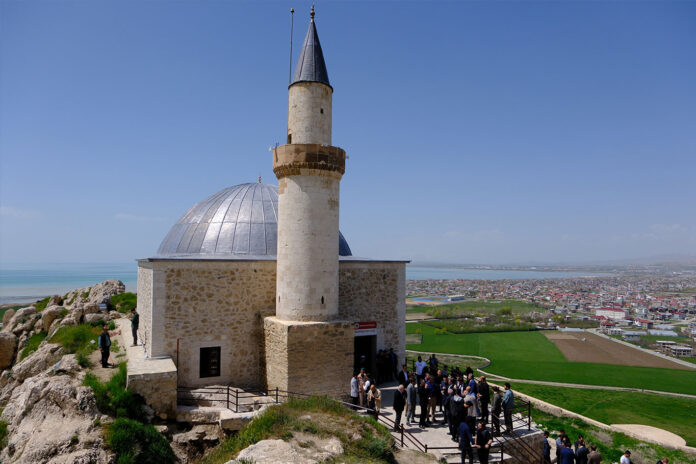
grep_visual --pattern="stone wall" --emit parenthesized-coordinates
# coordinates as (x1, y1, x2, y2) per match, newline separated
(136, 263, 153, 354)
(138, 258, 406, 390)
(264, 316, 353, 397)
(338, 261, 406, 366)
(150, 260, 276, 388)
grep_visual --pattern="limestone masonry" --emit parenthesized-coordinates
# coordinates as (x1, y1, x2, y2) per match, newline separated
(134, 10, 406, 415)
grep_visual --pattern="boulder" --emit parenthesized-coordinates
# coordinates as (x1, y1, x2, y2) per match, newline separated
(0, 374, 109, 464)
(47, 295, 63, 307)
(82, 303, 101, 315)
(232, 439, 312, 464)
(39, 305, 65, 332)
(4, 307, 36, 334)
(0, 332, 18, 369)
(11, 343, 64, 382)
(83, 313, 105, 325)
(3, 308, 16, 327)
(109, 311, 124, 320)
(51, 354, 81, 377)
(87, 280, 126, 306)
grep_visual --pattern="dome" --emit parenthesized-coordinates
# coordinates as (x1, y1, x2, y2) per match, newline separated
(156, 183, 352, 258)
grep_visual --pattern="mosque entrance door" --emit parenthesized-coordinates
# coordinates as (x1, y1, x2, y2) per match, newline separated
(353, 334, 376, 377)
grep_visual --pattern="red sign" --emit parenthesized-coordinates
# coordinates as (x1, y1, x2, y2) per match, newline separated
(355, 321, 377, 330)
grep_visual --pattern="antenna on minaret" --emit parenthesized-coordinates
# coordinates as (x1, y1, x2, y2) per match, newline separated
(288, 8, 295, 85)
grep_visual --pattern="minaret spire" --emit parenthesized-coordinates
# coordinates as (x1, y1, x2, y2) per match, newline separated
(291, 5, 330, 88)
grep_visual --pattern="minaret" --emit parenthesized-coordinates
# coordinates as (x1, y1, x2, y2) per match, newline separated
(265, 8, 353, 396)
(274, 6, 344, 322)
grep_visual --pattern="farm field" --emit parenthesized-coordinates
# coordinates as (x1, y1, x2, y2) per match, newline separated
(406, 323, 696, 395)
(510, 383, 696, 447)
(406, 299, 541, 315)
(544, 331, 688, 369)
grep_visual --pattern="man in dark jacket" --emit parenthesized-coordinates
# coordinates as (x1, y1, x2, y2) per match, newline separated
(397, 364, 409, 386)
(458, 421, 474, 464)
(98, 325, 111, 368)
(474, 421, 493, 464)
(418, 379, 429, 428)
(491, 386, 503, 435)
(478, 376, 490, 424)
(576, 442, 589, 464)
(130, 308, 139, 345)
(560, 442, 576, 464)
(392, 384, 406, 431)
(542, 431, 551, 463)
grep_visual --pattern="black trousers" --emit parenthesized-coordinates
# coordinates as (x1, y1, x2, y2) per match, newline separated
(491, 411, 501, 434)
(477, 448, 490, 464)
(101, 347, 110, 367)
(394, 408, 403, 429)
(460, 445, 473, 464)
(132, 326, 138, 345)
(350, 396, 359, 410)
(419, 401, 429, 426)
(480, 401, 489, 423)
(503, 408, 513, 431)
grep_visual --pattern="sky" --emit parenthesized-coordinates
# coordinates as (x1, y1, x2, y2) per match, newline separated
(1, 1, 695, 266)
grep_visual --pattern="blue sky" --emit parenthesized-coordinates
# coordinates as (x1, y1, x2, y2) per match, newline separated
(1, 1, 695, 265)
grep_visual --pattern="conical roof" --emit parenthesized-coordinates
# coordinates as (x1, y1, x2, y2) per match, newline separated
(291, 11, 330, 88)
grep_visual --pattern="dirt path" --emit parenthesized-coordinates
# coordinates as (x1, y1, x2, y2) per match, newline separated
(611, 424, 686, 447)
(88, 324, 128, 382)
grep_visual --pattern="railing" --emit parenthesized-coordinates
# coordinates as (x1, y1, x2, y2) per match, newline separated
(176, 386, 542, 461)
(177, 385, 428, 453)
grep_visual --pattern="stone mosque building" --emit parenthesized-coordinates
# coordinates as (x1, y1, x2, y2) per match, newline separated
(134, 10, 406, 412)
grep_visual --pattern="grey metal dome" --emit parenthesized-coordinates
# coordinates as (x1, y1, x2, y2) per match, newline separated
(156, 183, 352, 258)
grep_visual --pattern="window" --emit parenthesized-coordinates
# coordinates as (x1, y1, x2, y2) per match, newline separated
(200, 346, 221, 378)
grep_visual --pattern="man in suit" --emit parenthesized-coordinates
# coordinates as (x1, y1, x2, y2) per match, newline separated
(406, 377, 417, 425)
(587, 445, 602, 464)
(491, 386, 503, 436)
(474, 421, 493, 464)
(397, 364, 409, 386)
(560, 441, 576, 464)
(576, 442, 589, 464)
(478, 376, 490, 424)
(458, 421, 474, 464)
(542, 431, 551, 463)
(501, 383, 514, 434)
(392, 384, 406, 431)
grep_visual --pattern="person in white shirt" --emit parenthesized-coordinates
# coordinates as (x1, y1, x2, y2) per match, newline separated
(620, 450, 632, 464)
(350, 374, 359, 409)
(415, 355, 428, 383)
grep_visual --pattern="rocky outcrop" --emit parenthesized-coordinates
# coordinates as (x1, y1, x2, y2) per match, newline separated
(0, 332, 18, 369)
(227, 436, 344, 464)
(39, 305, 64, 332)
(3, 307, 16, 326)
(3, 307, 37, 334)
(64, 280, 125, 308)
(11, 342, 64, 383)
(171, 424, 225, 463)
(0, 371, 112, 464)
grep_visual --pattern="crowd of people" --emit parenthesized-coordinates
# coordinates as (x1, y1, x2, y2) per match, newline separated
(349, 353, 673, 464)
(351, 353, 516, 464)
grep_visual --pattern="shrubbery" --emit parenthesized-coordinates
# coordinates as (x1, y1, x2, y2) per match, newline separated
(105, 418, 175, 464)
(34, 296, 50, 311)
(110, 293, 137, 313)
(20, 332, 47, 360)
(52, 324, 101, 367)
(83, 364, 144, 421)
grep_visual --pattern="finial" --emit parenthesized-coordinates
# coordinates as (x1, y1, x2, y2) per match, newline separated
(310, 5, 315, 21)
(258, 174, 262, 184)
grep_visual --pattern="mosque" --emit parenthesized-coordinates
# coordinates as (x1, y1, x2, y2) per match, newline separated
(134, 10, 406, 410)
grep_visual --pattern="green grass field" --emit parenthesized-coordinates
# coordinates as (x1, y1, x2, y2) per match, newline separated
(406, 323, 696, 395)
(511, 383, 696, 447)
(406, 299, 541, 315)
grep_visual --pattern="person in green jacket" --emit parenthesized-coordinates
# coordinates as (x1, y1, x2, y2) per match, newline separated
(130, 308, 139, 346)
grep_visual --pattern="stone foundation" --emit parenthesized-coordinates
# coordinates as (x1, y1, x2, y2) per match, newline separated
(264, 317, 353, 397)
